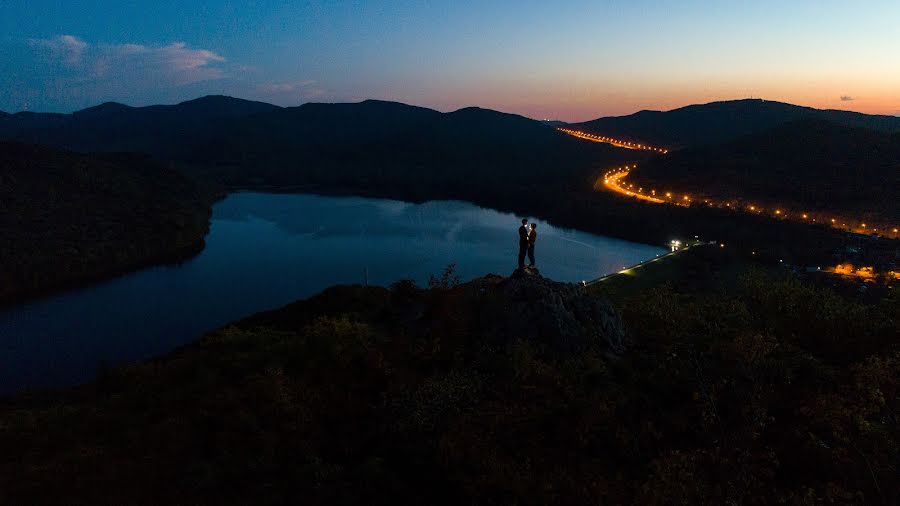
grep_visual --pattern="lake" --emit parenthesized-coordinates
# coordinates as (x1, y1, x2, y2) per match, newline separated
(0, 193, 666, 394)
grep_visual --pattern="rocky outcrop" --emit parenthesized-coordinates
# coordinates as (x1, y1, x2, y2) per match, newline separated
(465, 268, 626, 355)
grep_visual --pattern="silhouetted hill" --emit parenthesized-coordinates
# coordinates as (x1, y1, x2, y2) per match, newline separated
(631, 119, 900, 221)
(574, 99, 900, 148)
(0, 95, 281, 155)
(0, 142, 215, 304)
(206, 99, 442, 152)
(72, 101, 134, 120)
(0, 111, 70, 132)
(185, 100, 639, 199)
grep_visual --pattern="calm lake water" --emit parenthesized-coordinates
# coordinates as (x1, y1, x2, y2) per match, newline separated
(0, 193, 665, 394)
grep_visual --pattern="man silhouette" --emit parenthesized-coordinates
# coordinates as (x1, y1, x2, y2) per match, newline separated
(518, 218, 529, 269)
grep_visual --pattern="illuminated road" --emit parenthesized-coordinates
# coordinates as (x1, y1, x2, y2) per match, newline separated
(558, 127, 668, 153)
(597, 166, 666, 204)
(558, 128, 899, 238)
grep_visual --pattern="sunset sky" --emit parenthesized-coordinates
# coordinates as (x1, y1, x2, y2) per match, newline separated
(2, 0, 899, 121)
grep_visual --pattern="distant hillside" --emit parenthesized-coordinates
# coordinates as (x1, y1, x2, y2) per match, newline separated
(0, 142, 215, 303)
(630, 119, 900, 220)
(574, 99, 900, 148)
(0, 95, 281, 156)
(183, 99, 640, 198)
(0, 97, 633, 196)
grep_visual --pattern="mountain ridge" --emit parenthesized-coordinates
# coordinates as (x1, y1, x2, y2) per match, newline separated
(631, 118, 900, 222)
(574, 98, 900, 147)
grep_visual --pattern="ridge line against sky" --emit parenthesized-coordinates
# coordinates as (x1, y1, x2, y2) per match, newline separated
(1, 1, 899, 121)
(4, 93, 900, 124)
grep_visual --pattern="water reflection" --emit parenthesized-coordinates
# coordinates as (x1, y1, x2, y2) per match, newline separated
(0, 193, 665, 393)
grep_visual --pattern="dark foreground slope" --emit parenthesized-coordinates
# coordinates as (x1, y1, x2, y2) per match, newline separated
(631, 119, 900, 222)
(2, 258, 897, 504)
(0, 142, 216, 304)
(574, 99, 900, 148)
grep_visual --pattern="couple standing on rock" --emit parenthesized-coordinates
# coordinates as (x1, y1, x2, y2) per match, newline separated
(517, 218, 538, 270)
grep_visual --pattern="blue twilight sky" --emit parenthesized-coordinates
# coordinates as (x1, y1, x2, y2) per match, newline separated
(1, 0, 899, 121)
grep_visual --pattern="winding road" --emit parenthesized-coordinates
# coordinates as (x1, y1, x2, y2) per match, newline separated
(558, 127, 899, 237)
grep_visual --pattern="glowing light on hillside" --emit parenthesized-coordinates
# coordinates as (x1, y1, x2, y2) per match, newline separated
(564, 127, 895, 237)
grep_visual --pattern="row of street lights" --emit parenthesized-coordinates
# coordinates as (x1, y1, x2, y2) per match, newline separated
(558, 128, 668, 153)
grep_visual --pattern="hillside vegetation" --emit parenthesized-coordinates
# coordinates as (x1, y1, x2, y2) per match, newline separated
(0, 142, 216, 304)
(185, 100, 638, 195)
(630, 119, 900, 222)
(1, 255, 897, 504)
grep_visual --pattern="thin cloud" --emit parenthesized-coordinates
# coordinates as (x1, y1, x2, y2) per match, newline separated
(30, 35, 227, 87)
(157, 43, 225, 72)
(19, 35, 319, 110)
(840, 95, 855, 102)
(28, 35, 88, 66)
(96, 41, 226, 85)
(258, 80, 316, 93)
(257, 80, 324, 99)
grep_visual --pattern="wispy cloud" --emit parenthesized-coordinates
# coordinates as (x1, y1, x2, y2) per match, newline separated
(93, 41, 227, 85)
(257, 80, 324, 99)
(258, 80, 316, 93)
(16, 34, 323, 110)
(840, 95, 855, 102)
(28, 35, 227, 88)
(28, 34, 88, 66)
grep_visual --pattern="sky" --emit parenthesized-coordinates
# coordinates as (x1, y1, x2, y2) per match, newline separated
(1, 0, 899, 121)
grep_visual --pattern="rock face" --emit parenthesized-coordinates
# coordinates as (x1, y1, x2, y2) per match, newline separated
(466, 268, 626, 355)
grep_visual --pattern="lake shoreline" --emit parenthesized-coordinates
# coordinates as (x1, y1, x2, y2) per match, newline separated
(6, 185, 667, 309)
(1, 193, 666, 394)
(0, 238, 209, 310)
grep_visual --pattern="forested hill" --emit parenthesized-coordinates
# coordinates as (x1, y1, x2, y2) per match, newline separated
(185, 100, 638, 195)
(573, 99, 900, 148)
(0, 142, 215, 304)
(630, 119, 900, 220)
(0, 97, 639, 197)
(0, 95, 280, 156)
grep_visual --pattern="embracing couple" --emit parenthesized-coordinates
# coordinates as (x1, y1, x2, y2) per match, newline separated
(517, 218, 538, 270)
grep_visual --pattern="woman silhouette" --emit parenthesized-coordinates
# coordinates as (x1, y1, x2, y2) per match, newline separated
(527, 223, 537, 268)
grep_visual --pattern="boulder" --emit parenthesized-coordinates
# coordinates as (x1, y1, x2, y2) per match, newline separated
(466, 268, 626, 355)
